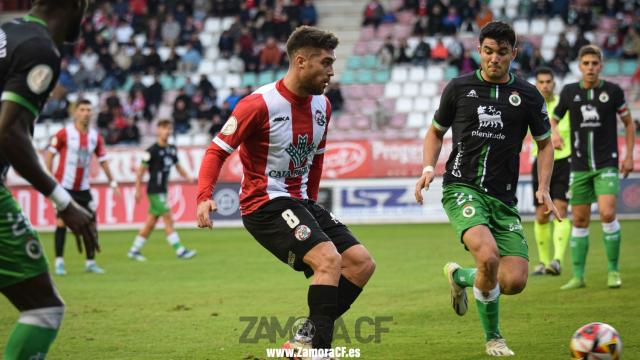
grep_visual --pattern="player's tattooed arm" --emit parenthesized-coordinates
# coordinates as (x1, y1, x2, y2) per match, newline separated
(0, 101, 57, 194)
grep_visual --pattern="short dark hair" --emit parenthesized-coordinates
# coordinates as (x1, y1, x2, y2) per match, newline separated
(157, 119, 173, 128)
(76, 99, 92, 108)
(578, 44, 603, 61)
(479, 21, 517, 48)
(534, 67, 554, 79)
(286, 26, 339, 59)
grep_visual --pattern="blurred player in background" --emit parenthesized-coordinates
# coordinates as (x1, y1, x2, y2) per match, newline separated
(415, 22, 558, 356)
(552, 45, 635, 290)
(127, 119, 196, 261)
(45, 99, 120, 275)
(530, 67, 572, 276)
(197, 26, 376, 354)
(0, 1, 97, 359)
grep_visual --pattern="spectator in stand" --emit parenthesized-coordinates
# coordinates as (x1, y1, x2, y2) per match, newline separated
(428, 4, 444, 35)
(114, 47, 132, 72)
(396, 38, 412, 64)
(97, 104, 113, 132)
(225, 88, 242, 111)
(130, 48, 146, 73)
(554, 33, 572, 63)
(259, 37, 283, 71)
(118, 116, 141, 145)
(603, 29, 624, 58)
(145, 75, 164, 119)
(106, 90, 122, 112)
(442, 7, 462, 35)
(460, 0, 480, 32)
(623, 27, 640, 59)
(145, 47, 164, 75)
(454, 49, 479, 74)
(218, 30, 235, 59)
(129, 90, 146, 120)
(174, 2, 189, 27)
(180, 16, 197, 45)
(300, 0, 318, 26)
(180, 42, 203, 72)
(475, 3, 494, 30)
(175, 87, 192, 112)
(447, 35, 465, 65)
(325, 82, 344, 113)
(164, 47, 180, 73)
(413, 15, 428, 36)
(115, 18, 134, 45)
(549, 55, 570, 76)
(162, 13, 181, 47)
(412, 38, 431, 66)
(572, 31, 591, 59)
(80, 47, 99, 73)
(210, 100, 232, 135)
(377, 35, 395, 67)
(272, 1, 292, 41)
(208, 113, 225, 138)
(188, 33, 204, 54)
(146, 17, 161, 47)
(198, 74, 216, 99)
(530, 47, 547, 73)
(173, 98, 191, 134)
(570, 3, 595, 32)
(431, 38, 449, 63)
(362, 0, 385, 29)
(529, 0, 549, 19)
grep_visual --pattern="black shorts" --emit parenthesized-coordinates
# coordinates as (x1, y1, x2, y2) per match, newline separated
(532, 157, 570, 206)
(56, 189, 95, 217)
(242, 197, 360, 278)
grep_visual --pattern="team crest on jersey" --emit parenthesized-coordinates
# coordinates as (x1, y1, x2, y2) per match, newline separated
(221, 116, 238, 135)
(579, 104, 601, 127)
(477, 106, 503, 129)
(314, 110, 326, 126)
(294, 225, 312, 241)
(25, 237, 42, 259)
(286, 134, 316, 168)
(599, 92, 609, 103)
(508, 91, 521, 106)
(462, 205, 475, 218)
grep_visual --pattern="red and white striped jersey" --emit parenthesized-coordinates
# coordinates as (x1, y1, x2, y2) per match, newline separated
(48, 124, 107, 191)
(198, 80, 331, 215)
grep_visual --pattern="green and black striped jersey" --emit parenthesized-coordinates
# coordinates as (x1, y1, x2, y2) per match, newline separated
(433, 70, 551, 206)
(553, 80, 628, 171)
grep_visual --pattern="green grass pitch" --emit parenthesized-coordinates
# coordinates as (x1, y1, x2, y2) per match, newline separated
(1, 221, 638, 359)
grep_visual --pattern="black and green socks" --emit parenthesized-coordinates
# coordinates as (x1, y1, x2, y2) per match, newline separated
(602, 220, 621, 272)
(3, 306, 64, 360)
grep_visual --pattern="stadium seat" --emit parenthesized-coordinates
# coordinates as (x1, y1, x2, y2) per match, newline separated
(505, 6, 517, 19)
(207, 74, 224, 89)
(175, 134, 191, 146)
(420, 82, 438, 97)
(225, 74, 242, 88)
(344, 99, 360, 113)
(426, 67, 444, 82)
(276, 69, 287, 80)
(205, 47, 220, 60)
(541, 49, 554, 63)
(391, 67, 409, 82)
(603, 60, 621, 76)
(360, 27, 375, 42)
(444, 66, 459, 80)
(242, 72, 257, 87)
(193, 133, 210, 146)
(340, 70, 356, 85)
(362, 55, 378, 69)
(373, 70, 390, 83)
(48, 123, 63, 137)
(257, 71, 275, 85)
(388, 113, 407, 128)
(541, 34, 559, 51)
(33, 124, 47, 140)
(367, 84, 385, 98)
(408, 67, 426, 82)
(141, 75, 154, 87)
(356, 69, 374, 84)
(334, 113, 352, 130)
(197, 60, 215, 74)
(221, 17, 234, 31)
(529, 19, 546, 35)
(513, 19, 529, 35)
(353, 114, 372, 130)
(395, 98, 413, 113)
(547, 17, 565, 34)
(347, 56, 362, 70)
(199, 32, 215, 48)
(344, 84, 365, 99)
(407, 112, 426, 129)
(159, 74, 174, 89)
(403, 82, 419, 97)
(157, 46, 171, 61)
(353, 41, 369, 56)
(384, 83, 402, 98)
(134, 34, 146, 49)
(204, 17, 222, 33)
(622, 60, 637, 76)
(491, 0, 506, 10)
(414, 98, 431, 112)
(173, 75, 187, 90)
(215, 59, 230, 73)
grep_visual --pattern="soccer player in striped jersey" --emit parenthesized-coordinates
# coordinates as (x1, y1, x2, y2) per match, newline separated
(45, 99, 120, 275)
(552, 45, 635, 290)
(197, 26, 376, 355)
(0, 1, 96, 359)
(530, 67, 572, 276)
(128, 119, 196, 261)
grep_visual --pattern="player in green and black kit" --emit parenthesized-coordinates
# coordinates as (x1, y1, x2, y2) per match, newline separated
(552, 45, 635, 290)
(415, 22, 560, 356)
(0, 1, 98, 359)
(530, 67, 572, 276)
(128, 119, 196, 261)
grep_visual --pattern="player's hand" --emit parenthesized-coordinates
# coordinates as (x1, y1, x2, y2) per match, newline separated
(551, 131, 564, 150)
(135, 189, 141, 203)
(58, 201, 100, 254)
(414, 170, 435, 205)
(536, 189, 562, 222)
(621, 156, 634, 178)
(197, 199, 217, 229)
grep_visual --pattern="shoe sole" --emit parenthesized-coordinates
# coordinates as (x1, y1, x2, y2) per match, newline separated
(443, 262, 468, 316)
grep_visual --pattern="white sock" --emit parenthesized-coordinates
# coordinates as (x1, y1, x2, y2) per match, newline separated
(473, 284, 500, 304)
(602, 219, 620, 233)
(55, 257, 64, 266)
(86, 260, 96, 267)
(166, 232, 185, 254)
(131, 235, 146, 252)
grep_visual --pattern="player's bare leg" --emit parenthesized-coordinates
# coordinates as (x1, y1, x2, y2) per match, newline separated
(562, 204, 590, 290)
(128, 215, 158, 261)
(1, 273, 65, 359)
(161, 213, 195, 259)
(598, 195, 621, 288)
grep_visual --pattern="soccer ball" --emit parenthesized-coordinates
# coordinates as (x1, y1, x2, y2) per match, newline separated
(570, 322, 622, 359)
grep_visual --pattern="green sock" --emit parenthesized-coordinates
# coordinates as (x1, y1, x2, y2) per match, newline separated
(570, 231, 589, 279)
(453, 267, 476, 288)
(474, 296, 501, 341)
(4, 323, 59, 360)
(552, 219, 571, 262)
(534, 221, 552, 266)
(602, 222, 621, 272)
